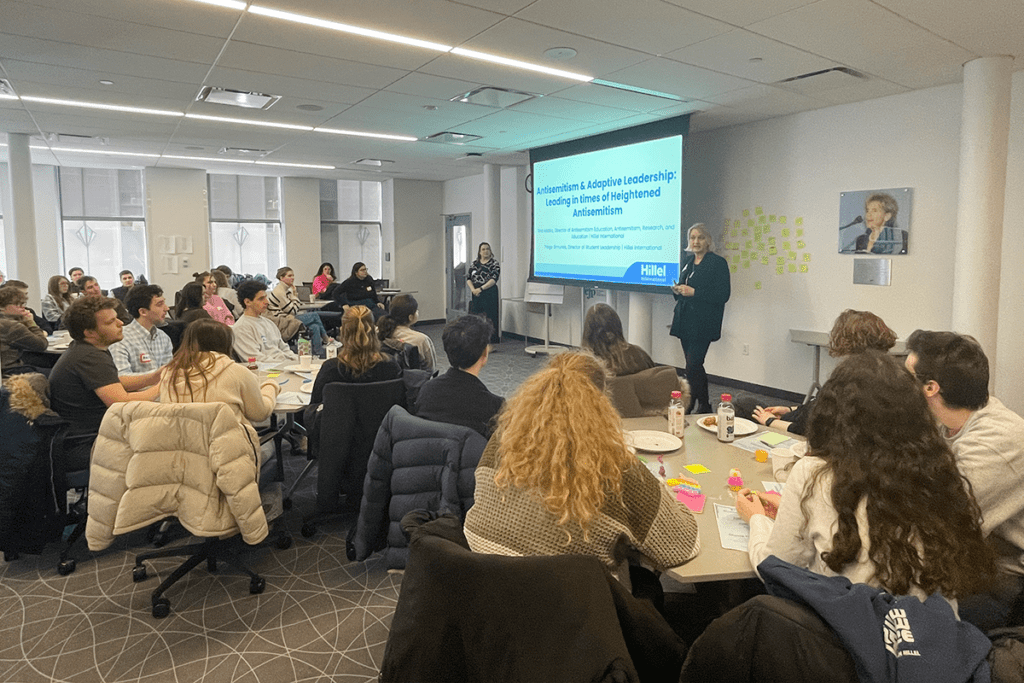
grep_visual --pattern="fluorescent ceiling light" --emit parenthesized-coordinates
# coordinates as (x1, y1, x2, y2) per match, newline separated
(185, 113, 312, 131)
(450, 48, 592, 82)
(0, 94, 19, 101)
(316, 127, 418, 142)
(591, 79, 687, 102)
(34, 146, 161, 158)
(191, 0, 247, 9)
(162, 154, 257, 164)
(255, 160, 335, 169)
(19, 96, 184, 117)
(249, 5, 451, 52)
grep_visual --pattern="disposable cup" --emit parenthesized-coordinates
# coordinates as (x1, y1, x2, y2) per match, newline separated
(771, 448, 798, 482)
(300, 354, 311, 370)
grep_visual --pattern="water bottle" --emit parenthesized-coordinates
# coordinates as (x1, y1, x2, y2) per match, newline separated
(668, 390, 686, 438)
(717, 393, 735, 443)
(297, 332, 312, 368)
(246, 356, 259, 374)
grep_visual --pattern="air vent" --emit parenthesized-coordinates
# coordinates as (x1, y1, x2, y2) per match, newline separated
(217, 147, 269, 157)
(774, 67, 867, 95)
(196, 86, 281, 110)
(456, 152, 484, 161)
(0, 79, 16, 97)
(450, 86, 537, 108)
(424, 131, 482, 145)
(353, 158, 394, 166)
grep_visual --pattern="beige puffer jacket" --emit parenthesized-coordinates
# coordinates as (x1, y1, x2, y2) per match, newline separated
(85, 401, 268, 551)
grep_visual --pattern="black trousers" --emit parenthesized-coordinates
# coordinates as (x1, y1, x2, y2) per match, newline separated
(679, 337, 713, 410)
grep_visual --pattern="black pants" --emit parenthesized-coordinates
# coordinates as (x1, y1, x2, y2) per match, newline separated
(679, 338, 713, 410)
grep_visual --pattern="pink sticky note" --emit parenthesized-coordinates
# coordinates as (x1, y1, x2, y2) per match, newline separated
(677, 490, 706, 513)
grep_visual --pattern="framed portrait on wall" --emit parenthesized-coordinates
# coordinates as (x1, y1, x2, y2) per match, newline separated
(838, 187, 912, 255)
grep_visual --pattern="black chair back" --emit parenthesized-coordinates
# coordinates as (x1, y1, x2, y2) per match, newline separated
(161, 320, 188, 352)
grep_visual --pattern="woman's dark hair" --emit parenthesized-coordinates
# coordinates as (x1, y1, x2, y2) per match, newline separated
(377, 315, 399, 342)
(211, 269, 229, 289)
(802, 351, 996, 598)
(175, 282, 205, 318)
(214, 265, 233, 276)
(47, 275, 73, 309)
(389, 294, 418, 326)
(476, 242, 491, 261)
(350, 262, 367, 278)
(162, 319, 235, 402)
(581, 304, 632, 375)
(193, 271, 212, 285)
(316, 263, 335, 279)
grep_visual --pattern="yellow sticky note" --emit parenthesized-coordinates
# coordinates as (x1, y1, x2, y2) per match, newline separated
(769, 215, 776, 222)
(731, 230, 738, 238)
(759, 215, 767, 224)
(796, 228, 804, 237)
(743, 261, 750, 269)
(803, 253, 811, 262)
(741, 250, 748, 259)
(685, 464, 711, 474)
(789, 251, 797, 260)
(781, 228, 790, 237)
(755, 207, 763, 215)
(734, 220, 741, 228)
(769, 246, 778, 255)
(788, 263, 797, 273)
(745, 240, 752, 249)
(754, 281, 762, 290)
(776, 256, 785, 266)
(768, 236, 777, 245)
(776, 266, 784, 275)
(732, 255, 740, 263)
(757, 242, 766, 251)
(730, 265, 738, 273)
(779, 216, 787, 224)
(800, 264, 809, 273)
(743, 209, 750, 217)
(797, 240, 806, 249)
(795, 217, 803, 225)
(758, 432, 790, 447)
(748, 219, 755, 227)
(763, 226, 772, 234)
(742, 229, 749, 236)
(760, 256, 769, 265)
(782, 241, 791, 250)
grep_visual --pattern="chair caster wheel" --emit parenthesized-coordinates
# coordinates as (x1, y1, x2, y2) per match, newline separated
(282, 498, 292, 511)
(250, 576, 266, 594)
(4, 551, 19, 562)
(300, 523, 316, 538)
(276, 534, 293, 550)
(133, 565, 148, 582)
(58, 559, 76, 576)
(152, 597, 171, 619)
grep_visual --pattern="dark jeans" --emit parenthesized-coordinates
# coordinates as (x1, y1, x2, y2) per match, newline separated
(679, 338, 713, 410)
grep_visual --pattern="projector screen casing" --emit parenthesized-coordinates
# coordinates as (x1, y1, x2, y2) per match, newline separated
(529, 114, 690, 294)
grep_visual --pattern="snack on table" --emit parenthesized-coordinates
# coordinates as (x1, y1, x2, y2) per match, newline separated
(727, 468, 743, 491)
(703, 416, 717, 427)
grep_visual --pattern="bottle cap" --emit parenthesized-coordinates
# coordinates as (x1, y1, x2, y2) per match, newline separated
(248, 357, 256, 363)
(721, 393, 732, 401)
(671, 390, 682, 398)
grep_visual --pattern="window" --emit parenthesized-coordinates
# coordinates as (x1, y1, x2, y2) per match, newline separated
(0, 166, 6, 278)
(208, 174, 284, 277)
(58, 168, 148, 288)
(320, 179, 382, 278)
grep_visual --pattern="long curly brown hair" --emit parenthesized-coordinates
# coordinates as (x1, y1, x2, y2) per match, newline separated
(338, 305, 383, 376)
(803, 351, 996, 598)
(581, 304, 633, 375)
(493, 352, 633, 534)
(827, 309, 896, 357)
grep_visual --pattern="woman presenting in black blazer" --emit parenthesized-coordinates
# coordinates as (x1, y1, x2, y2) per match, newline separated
(670, 223, 731, 414)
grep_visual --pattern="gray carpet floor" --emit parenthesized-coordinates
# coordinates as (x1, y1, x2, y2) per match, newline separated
(0, 325, 778, 682)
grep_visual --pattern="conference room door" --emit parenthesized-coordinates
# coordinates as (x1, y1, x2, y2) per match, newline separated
(444, 214, 470, 322)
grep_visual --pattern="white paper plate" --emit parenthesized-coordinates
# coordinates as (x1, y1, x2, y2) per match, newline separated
(626, 430, 683, 453)
(299, 382, 313, 394)
(50, 342, 70, 350)
(696, 415, 758, 436)
(283, 363, 322, 373)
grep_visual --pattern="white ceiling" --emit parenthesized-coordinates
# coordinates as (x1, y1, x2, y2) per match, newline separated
(0, 0, 1021, 181)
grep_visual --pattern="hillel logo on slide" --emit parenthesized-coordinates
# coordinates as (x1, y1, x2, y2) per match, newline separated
(640, 264, 666, 278)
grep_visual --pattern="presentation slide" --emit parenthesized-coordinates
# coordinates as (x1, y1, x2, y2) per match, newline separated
(532, 135, 683, 290)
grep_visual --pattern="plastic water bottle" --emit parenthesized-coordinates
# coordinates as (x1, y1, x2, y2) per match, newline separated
(246, 357, 259, 374)
(717, 393, 735, 443)
(668, 390, 686, 438)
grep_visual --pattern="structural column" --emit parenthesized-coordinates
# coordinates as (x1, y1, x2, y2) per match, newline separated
(628, 291, 652, 352)
(482, 163, 501, 258)
(5, 133, 40, 305)
(952, 56, 1013, 368)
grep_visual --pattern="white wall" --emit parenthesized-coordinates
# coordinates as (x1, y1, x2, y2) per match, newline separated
(144, 167, 210, 296)
(391, 179, 444, 320)
(281, 177, 321, 284)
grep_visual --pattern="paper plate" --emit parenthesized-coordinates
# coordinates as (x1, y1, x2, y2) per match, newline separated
(299, 382, 313, 394)
(283, 363, 322, 373)
(626, 430, 683, 453)
(697, 415, 758, 436)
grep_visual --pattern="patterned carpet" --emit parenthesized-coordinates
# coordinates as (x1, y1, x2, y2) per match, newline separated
(0, 326, 776, 682)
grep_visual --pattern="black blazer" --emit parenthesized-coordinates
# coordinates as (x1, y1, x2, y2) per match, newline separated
(669, 251, 730, 342)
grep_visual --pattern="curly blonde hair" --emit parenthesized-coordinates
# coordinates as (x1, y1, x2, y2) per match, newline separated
(828, 309, 897, 358)
(494, 352, 633, 533)
(338, 305, 383, 376)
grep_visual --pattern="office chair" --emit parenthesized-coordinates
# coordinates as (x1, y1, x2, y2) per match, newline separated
(607, 366, 689, 418)
(293, 378, 406, 537)
(86, 401, 291, 618)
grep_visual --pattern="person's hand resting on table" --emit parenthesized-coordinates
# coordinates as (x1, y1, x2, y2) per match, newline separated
(752, 405, 796, 432)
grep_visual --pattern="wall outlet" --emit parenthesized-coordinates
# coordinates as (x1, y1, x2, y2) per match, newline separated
(181, 257, 189, 268)
(742, 343, 750, 355)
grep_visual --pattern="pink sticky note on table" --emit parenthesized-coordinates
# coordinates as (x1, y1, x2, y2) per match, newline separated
(677, 490, 707, 513)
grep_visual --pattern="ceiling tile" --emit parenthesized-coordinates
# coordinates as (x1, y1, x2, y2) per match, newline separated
(416, 53, 584, 96)
(517, 0, 732, 55)
(551, 83, 688, 113)
(384, 73, 484, 101)
(507, 95, 639, 124)
(704, 83, 826, 118)
(451, 0, 536, 14)
(3, 59, 201, 102)
(607, 58, 754, 100)
(15, 0, 243, 37)
(663, 0, 819, 27)
(205, 67, 376, 107)
(876, 0, 1024, 59)
(217, 41, 408, 91)
(666, 29, 836, 83)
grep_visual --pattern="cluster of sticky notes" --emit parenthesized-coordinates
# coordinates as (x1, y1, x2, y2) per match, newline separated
(722, 208, 813, 288)
(668, 476, 706, 513)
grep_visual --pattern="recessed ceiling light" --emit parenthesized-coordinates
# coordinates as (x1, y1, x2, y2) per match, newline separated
(316, 127, 418, 142)
(543, 47, 577, 61)
(296, 104, 324, 111)
(19, 95, 184, 117)
(424, 131, 482, 145)
(248, 5, 452, 52)
(196, 86, 281, 110)
(99, 79, 115, 86)
(450, 47, 592, 82)
(184, 113, 313, 131)
(749, 57, 764, 63)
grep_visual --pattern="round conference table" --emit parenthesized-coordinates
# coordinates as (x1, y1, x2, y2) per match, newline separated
(621, 413, 792, 584)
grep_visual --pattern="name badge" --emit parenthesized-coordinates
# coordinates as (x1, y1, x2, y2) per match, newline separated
(139, 352, 152, 364)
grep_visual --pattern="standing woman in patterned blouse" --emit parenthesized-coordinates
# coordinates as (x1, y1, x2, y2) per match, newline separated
(467, 242, 500, 343)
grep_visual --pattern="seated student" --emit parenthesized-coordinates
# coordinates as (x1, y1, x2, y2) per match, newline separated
(416, 315, 503, 437)
(464, 351, 700, 586)
(906, 330, 1024, 629)
(388, 294, 436, 373)
(160, 319, 279, 428)
(581, 303, 656, 377)
(212, 269, 240, 319)
(67, 266, 85, 295)
(739, 309, 896, 434)
(174, 282, 213, 324)
(2, 279, 53, 334)
(110, 270, 134, 302)
(49, 296, 161, 469)
(268, 266, 327, 356)
(0, 285, 49, 376)
(107, 284, 173, 376)
(376, 315, 421, 371)
(736, 351, 996, 610)
(195, 271, 233, 326)
(311, 262, 336, 298)
(338, 262, 385, 319)
(42, 275, 74, 328)
(79, 275, 132, 325)
(231, 279, 297, 364)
